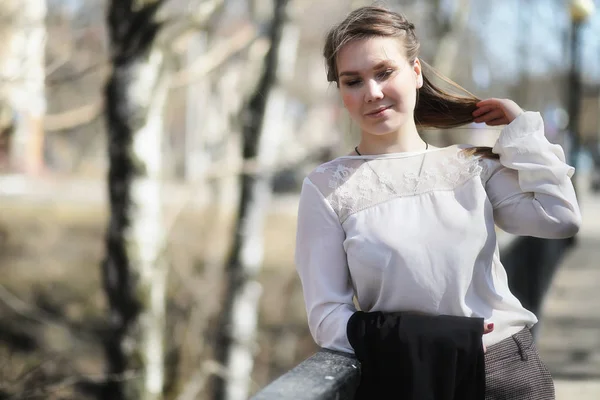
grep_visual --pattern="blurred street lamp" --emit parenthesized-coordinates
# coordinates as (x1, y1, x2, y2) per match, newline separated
(505, 0, 596, 337)
(567, 0, 595, 179)
(570, 0, 596, 22)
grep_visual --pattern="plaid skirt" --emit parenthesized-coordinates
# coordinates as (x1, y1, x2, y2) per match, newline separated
(485, 327, 555, 400)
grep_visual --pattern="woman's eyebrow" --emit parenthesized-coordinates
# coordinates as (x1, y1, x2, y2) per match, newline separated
(339, 61, 396, 77)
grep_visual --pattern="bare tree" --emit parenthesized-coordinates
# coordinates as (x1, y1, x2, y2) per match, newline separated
(431, 0, 472, 77)
(422, 0, 474, 147)
(212, 0, 299, 399)
(0, 0, 47, 174)
(101, 1, 171, 399)
(101, 0, 227, 397)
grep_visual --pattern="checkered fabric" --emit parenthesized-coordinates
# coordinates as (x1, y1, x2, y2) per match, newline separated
(485, 328, 555, 400)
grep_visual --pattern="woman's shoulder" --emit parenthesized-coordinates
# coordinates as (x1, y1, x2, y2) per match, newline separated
(305, 156, 363, 180)
(301, 157, 364, 198)
(451, 144, 503, 184)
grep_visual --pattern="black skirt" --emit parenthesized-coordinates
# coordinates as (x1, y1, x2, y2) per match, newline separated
(347, 311, 486, 399)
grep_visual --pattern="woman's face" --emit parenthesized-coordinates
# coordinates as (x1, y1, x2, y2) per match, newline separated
(336, 37, 422, 137)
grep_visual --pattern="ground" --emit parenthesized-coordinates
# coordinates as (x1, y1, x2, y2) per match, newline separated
(1, 174, 599, 399)
(537, 180, 600, 399)
(0, 178, 313, 399)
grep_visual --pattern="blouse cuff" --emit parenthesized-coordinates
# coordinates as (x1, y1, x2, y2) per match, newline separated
(492, 111, 575, 181)
(493, 111, 543, 151)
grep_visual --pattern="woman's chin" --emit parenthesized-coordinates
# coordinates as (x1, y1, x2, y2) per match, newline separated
(361, 124, 399, 137)
(360, 118, 407, 137)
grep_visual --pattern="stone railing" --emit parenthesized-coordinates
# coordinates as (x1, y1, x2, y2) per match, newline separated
(251, 349, 360, 400)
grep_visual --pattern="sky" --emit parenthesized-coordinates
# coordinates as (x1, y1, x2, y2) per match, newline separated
(470, 0, 600, 85)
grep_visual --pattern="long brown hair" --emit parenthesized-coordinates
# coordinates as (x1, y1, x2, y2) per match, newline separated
(323, 6, 497, 159)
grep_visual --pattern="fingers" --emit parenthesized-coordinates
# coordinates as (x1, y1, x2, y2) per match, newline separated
(475, 98, 502, 109)
(483, 322, 494, 354)
(476, 98, 506, 108)
(485, 117, 507, 126)
(474, 98, 523, 125)
(474, 109, 504, 124)
(483, 322, 494, 335)
(472, 105, 495, 117)
(482, 321, 494, 354)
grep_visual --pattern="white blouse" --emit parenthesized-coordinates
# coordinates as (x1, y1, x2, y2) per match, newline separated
(295, 112, 581, 354)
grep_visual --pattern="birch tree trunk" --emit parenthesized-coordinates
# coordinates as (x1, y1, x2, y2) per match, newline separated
(431, 0, 472, 78)
(212, 0, 297, 399)
(429, 0, 472, 146)
(102, 1, 170, 399)
(184, 32, 210, 183)
(0, 0, 46, 174)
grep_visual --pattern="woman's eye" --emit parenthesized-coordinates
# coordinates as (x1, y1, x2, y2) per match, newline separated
(377, 69, 394, 80)
(344, 80, 361, 87)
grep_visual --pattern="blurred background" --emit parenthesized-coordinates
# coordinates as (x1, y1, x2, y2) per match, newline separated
(0, 0, 599, 399)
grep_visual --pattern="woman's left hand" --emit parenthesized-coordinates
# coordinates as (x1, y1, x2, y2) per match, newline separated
(483, 321, 494, 353)
(472, 98, 524, 126)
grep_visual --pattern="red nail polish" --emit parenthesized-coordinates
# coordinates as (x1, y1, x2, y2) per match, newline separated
(487, 323, 494, 330)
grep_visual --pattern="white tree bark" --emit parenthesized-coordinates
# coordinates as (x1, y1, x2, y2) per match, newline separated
(184, 32, 210, 183)
(0, 0, 47, 174)
(129, 47, 170, 400)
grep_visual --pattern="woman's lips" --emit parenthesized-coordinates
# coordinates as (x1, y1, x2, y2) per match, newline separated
(365, 105, 392, 118)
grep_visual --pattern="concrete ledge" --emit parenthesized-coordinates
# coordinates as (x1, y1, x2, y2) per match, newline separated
(251, 349, 360, 400)
(555, 380, 600, 399)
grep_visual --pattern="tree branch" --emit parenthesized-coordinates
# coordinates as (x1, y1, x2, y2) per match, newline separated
(159, 0, 226, 44)
(0, 284, 97, 345)
(170, 23, 260, 89)
(46, 62, 110, 87)
(176, 360, 227, 400)
(43, 100, 104, 131)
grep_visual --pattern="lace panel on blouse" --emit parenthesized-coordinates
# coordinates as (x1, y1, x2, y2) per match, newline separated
(308, 146, 484, 223)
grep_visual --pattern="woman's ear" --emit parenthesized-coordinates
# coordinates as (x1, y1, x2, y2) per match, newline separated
(414, 58, 423, 89)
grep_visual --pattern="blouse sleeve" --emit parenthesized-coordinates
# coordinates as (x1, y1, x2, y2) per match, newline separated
(481, 111, 582, 238)
(295, 177, 356, 354)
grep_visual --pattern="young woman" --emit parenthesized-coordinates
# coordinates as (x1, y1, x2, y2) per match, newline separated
(295, 6, 581, 400)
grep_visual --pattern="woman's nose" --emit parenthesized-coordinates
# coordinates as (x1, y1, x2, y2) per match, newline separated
(365, 80, 384, 103)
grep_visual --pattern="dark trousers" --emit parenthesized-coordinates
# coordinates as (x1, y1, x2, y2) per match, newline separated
(485, 327, 555, 400)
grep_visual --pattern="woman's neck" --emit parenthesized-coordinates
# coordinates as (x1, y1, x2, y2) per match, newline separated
(356, 123, 427, 155)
